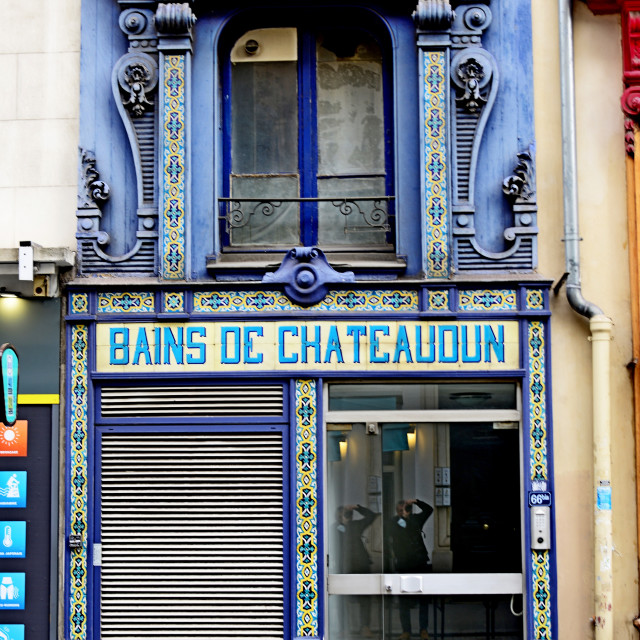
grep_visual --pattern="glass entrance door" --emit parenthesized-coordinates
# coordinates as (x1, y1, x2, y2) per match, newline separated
(325, 383, 524, 640)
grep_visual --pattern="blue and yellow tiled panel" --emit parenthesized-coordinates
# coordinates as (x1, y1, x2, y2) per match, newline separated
(295, 380, 319, 637)
(527, 320, 553, 639)
(68, 324, 89, 640)
(162, 54, 187, 280)
(70, 287, 549, 317)
(423, 50, 450, 278)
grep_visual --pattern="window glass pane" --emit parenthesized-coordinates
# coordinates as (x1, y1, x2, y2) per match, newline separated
(448, 423, 521, 574)
(316, 30, 385, 176)
(229, 176, 300, 246)
(328, 382, 517, 412)
(328, 423, 383, 574)
(231, 31, 298, 174)
(327, 422, 521, 575)
(317, 177, 390, 246)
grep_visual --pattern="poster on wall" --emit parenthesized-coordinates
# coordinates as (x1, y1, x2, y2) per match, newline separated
(0, 472, 26, 508)
(0, 422, 27, 457)
(0, 573, 25, 609)
(0, 625, 24, 640)
(0, 405, 54, 638)
(0, 522, 26, 558)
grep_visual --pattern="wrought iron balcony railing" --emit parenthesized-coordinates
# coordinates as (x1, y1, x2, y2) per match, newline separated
(218, 196, 394, 233)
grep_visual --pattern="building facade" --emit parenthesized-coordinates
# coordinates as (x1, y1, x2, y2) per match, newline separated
(2, 0, 640, 639)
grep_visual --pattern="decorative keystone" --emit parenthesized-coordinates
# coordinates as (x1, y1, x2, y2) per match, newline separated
(263, 247, 355, 306)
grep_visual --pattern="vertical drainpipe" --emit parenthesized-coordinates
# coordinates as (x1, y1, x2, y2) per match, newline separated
(558, 0, 614, 636)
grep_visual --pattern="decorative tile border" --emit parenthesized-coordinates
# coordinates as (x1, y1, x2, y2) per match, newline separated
(97, 292, 155, 314)
(423, 50, 449, 278)
(193, 290, 419, 313)
(70, 293, 89, 315)
(528, 321, 547, 483)
(295, 380, 319, 637)
(69, 325, 89, 640)
(163, 291, 185, 313)
(528, 320, 552, 639)
(426, 289, 449, 311)
(459, 289, 518, 311)
(526, 289, 545, 310)
(162, 54, 187, 279)
(78, 287, 551, 316)
(532, 550, 552, 639)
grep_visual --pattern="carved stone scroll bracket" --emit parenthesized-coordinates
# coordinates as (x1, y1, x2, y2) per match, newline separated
(450, 46, 498, 205)
(413, 0, 456, 32)
(112, 50, 159, 212)
(76, 148, 157, 275)
(503, 146, 538, 251)
(74, 4, 162, 275)
(263, 248, 355, 306)
(453, 145, 538, 270)
(78, 149, 110, 210)
(77, 148, 110, 251)
(155, 3, 197, 36)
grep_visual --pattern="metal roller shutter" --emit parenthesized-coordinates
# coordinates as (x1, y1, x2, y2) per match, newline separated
(99, 431, 285, 639)
(100, 385, 284, 418)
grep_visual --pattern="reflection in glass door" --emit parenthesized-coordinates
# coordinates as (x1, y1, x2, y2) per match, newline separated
(327, 418, 523, 640)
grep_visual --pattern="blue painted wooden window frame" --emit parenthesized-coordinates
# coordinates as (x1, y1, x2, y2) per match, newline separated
(192, 4, 422, 278)
(219, 15, 396, 251)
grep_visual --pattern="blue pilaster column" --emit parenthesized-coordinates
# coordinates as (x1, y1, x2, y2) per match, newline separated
(156, 3, 196, 279)
(414, 1, 454, 278)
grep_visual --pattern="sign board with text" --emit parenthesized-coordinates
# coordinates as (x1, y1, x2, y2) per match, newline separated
(96, 320, 520, 373)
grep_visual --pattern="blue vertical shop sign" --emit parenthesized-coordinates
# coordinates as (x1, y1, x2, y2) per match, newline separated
(0, 345, 18, 427)
(0, 573, 25, 609)
(0, 625, 25, 640)
(0, 522, 26, 558)
(0, 472, 25, 508)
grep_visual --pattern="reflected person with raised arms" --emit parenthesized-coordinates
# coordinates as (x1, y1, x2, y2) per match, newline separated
(389, 498, 434, 640)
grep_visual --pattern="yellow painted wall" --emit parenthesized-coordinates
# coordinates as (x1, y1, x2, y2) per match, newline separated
(0, 0, 80, 249)
(533, 1, 638, 637)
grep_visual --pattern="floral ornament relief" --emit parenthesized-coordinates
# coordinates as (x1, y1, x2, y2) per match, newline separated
(115, 53, 158, 118)
(455, 58, 488, 113)
(123, 63, 155, 116)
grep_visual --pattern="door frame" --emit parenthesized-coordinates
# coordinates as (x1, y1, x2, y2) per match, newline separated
(322, 383, 527, 638)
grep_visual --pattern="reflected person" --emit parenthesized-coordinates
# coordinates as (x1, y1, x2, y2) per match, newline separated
(333, 504, 380, 637)
(389, 499, 434, 640)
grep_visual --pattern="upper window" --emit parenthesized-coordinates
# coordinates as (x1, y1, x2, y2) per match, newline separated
(220, 22, 394, 253)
